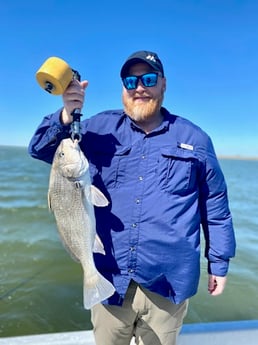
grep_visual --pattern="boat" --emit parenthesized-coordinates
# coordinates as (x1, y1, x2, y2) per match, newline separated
(0, 320, 258, 345)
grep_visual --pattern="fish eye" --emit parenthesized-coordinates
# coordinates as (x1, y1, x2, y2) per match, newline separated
(58, 152, 65, 158)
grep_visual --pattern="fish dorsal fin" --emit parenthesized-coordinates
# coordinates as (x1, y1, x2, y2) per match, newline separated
(93, 234, 106, 255)
(90, 185, 109, 207)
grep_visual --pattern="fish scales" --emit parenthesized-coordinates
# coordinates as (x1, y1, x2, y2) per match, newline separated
(48, 138, 115, 309)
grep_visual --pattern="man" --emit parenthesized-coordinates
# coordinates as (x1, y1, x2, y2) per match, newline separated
(29, 50, 236, 345)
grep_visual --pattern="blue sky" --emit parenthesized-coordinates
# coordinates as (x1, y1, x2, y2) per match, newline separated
(1, 0, 257, 157)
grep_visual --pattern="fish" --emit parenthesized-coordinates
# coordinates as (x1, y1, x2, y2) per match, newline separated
(48, 138, 115, 309)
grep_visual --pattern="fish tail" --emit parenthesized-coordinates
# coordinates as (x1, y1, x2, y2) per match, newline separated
(83, 272, 115, 309)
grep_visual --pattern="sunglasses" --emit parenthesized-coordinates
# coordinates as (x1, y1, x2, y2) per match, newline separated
(122, 72, 160, 90)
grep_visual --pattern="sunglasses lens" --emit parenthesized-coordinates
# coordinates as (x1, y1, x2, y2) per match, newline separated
(123, 76, 137, 90)
(141, 73, 158, 87)
(122, 73, 159, 90)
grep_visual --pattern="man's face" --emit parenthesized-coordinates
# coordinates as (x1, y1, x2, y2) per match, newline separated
(122, 62, 166, 124)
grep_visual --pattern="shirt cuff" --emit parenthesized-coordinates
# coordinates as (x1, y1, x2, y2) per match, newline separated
(208, 260, 229, 276)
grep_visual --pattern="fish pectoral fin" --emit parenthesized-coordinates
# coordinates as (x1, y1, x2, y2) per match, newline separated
(93, 234, 106, 255)
(90, 185, 109, 207)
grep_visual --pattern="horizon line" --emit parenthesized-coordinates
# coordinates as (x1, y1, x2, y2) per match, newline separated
(1, 144, 258, 161)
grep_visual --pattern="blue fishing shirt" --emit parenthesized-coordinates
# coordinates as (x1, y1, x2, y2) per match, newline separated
(28, 107, 236, 305)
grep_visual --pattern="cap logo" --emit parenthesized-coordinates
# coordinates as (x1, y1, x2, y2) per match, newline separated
(146, 54, 156, 62)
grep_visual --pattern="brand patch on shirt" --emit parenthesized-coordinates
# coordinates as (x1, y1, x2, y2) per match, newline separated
(179, 143, 194, 151)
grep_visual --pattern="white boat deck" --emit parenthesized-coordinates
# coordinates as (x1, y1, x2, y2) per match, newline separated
(1, 320, 258, 345)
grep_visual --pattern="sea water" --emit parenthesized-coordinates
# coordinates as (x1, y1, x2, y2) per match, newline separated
(0, 146, 257, 337)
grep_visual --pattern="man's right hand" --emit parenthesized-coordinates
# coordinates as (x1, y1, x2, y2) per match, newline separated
(61, 80, 88, 124)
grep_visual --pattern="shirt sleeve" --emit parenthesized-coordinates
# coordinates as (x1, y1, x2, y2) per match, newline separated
(198, 136, 236, 277)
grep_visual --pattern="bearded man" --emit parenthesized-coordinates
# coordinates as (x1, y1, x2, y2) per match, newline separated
(29, 50, 236, 345)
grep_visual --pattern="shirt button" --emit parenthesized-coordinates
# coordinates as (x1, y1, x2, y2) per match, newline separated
(138, 176, 143, 181)
(141, 155, 145, 159)
(132, 223, 137, 228)
(135, 199, 140, 204)
(128, 269, 134, 273)
(130, 246, 135, 251)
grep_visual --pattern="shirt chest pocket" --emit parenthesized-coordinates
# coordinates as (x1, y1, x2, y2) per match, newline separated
(157, 147, 199, 195)
(89, 146, 131, 189)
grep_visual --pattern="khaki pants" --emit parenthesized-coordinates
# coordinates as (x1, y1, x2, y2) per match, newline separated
(91, 281, 188, 345)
